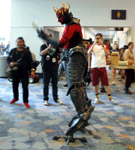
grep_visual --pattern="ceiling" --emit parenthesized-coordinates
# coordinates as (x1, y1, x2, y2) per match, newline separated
(88, 27, 116, 39)
(84, 27, 130, 41)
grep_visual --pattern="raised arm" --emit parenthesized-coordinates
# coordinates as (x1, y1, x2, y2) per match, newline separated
(32, 21, 59, 50)
(40, 44, 53, 56)
(87, 41, 96, 55)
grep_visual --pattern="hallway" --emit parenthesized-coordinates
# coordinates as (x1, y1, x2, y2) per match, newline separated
(0, 69, 135, 150)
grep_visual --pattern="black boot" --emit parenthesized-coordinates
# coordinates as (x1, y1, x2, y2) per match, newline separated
(125, 82, 132, 94)
(126, 91, 132, 94)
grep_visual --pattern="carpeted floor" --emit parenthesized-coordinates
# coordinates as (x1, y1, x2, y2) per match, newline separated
(0, 68, 135, 150)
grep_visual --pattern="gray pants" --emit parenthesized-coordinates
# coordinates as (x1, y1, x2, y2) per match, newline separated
(66, 53, 88, 115)
(57, 60, 67, 81)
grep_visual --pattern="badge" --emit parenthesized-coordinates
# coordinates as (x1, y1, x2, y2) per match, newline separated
(52, 58, 56, 62)
(46, 55, 50, 60)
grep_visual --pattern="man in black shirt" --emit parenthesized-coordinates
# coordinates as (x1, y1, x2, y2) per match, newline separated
(7, 37, 34, 108)
(40, 41, 64, 106)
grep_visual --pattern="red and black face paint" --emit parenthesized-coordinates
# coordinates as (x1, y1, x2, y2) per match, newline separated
(57, 13, 65, 24)
(53, 3, 70, 25)
(56, 8, 65, 24)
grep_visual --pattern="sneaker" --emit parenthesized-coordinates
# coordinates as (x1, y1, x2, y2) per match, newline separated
(44, 100, 49, 106)
(55, 100, 64, 105)
(94, 98, 99, 104)
(110, 99, 117, 105)
(24, 102, 30, 108)
(112, 81, 116, 85)
(10, 98, 18, 104)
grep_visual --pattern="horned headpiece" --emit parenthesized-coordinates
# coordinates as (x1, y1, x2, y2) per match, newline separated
(53, 3, 70, 15)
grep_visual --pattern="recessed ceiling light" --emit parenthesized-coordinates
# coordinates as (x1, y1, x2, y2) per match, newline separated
(89, 28, 94, 30)
(109, 28, 114, 30)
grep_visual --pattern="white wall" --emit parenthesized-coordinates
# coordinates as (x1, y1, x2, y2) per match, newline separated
(0, 0, 11, 45)
(127, 28, 132, 44)
(115, 31, 127, 48)
(10, 0, 135, 73)
(82, 28, 95, 41)
(112, 28, 132, 49)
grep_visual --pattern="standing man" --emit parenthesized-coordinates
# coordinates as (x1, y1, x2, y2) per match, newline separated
(88, 33, 117, 104)
(123, 42, 134, 94)
(40, 38, 63, 106)
(7, 37, 34, 108)
(34, 3, 94, 140)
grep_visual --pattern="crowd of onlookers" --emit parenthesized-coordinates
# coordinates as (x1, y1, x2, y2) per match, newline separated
(2, 35, 134, 109)
(109, 42, 129, 85)
(83, 38, 134, 95)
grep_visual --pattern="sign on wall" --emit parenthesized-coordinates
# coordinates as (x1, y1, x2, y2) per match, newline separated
(115, 27, 124, 31)
(111, 10, 126, 20)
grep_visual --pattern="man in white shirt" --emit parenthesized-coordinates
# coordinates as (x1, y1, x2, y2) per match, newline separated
(88, 33, 117, 104)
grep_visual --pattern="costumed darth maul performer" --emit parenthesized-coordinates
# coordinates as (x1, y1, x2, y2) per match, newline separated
(33, 3, 95, 144)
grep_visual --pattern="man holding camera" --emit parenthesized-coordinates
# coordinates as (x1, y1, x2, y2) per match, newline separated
(40, 38, 64, 106)
(7, 37, 34, 108)
(88, 33, 117, 104)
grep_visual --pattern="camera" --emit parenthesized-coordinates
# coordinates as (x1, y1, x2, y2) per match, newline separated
(96, 37, 99, 40)
(47, 47, 56, 56)
(12, 59, 22, 71)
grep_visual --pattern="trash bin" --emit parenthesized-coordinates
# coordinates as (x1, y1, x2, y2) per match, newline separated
(0, 55, 8, 77)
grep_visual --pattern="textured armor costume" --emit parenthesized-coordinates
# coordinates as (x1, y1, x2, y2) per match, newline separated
(36, 3, 95, 143)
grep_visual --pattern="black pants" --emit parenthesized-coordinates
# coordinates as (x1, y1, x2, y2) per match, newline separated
(125, 69, 134, 91)
(12, 70, 29, 103)
(43, 71, 58, 101)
